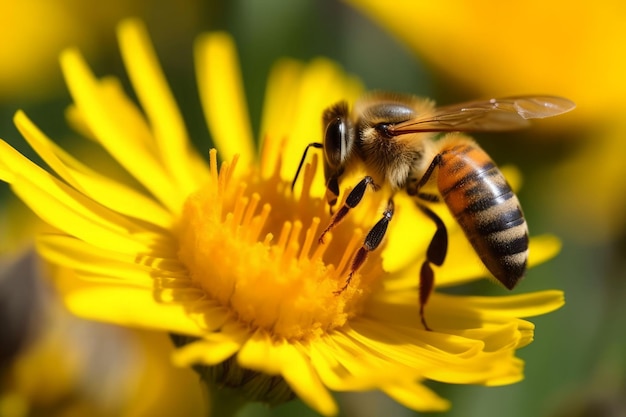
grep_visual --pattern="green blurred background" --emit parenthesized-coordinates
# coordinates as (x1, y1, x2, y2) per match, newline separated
(1, 1, 624, 416)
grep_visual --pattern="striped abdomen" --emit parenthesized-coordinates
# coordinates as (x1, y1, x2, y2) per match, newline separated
(437, 141, 528, 289)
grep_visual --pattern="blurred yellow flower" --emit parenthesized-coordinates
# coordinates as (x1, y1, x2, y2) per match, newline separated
(0, 250, 205, 417)
(346, 0, 622, 117)
(0, 19, 565, 416)
(347, 0, 626, 241)
(0, 0, 203, 101)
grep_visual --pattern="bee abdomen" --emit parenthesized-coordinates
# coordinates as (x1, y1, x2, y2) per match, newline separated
(437, 142, 528, 289)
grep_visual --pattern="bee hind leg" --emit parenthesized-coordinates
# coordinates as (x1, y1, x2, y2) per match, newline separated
(416, 192, 440, 203)
(334, 198, 394, 294)
(417, 204, 448, 331)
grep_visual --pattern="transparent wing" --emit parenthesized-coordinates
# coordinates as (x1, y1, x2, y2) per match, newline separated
(388, 96, 575, 134)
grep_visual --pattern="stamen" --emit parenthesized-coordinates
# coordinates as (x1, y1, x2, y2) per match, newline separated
(223, 153, 240, 187)
(284, 221, 302, 262)
(231, 196, 248, 232)
(233, 182, 247, 207)
(270, 137, 285, 179)
(229, 183, 247, 225)
(217, 160, 229, 196)
(283, 241, 299, 267)
(242, 193, 260, 228)
(299, 217, 320, 262)
(223, 212, 234, 230)
(299, 153, 318, 202)
(209, 148, 218, 184)
(246, 217, 260, 244)
(276, 221, 292, 253)
(248, 203, 271, 243)
(336, 229, 363, 277)
(311, 231, 332, 262)
(260, 135, 285, 180)
(178, 149, 383, 341)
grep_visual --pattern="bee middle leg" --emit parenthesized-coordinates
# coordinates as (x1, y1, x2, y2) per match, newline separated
(319, 176, 378, 243)
(334, 198, 395, 295)
(417, 203, 448, 331)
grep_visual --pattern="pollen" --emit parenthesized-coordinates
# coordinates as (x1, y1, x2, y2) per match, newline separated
(176, 149, 382, 340)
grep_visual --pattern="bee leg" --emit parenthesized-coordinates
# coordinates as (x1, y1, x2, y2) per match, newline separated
(291, 142, 323, 191)
(319, 176, 377, 243)
(416, 192, 440, 203)
(417, 204, 448, 331)
(334, 198, 394, 294)
(324, 174, 341, 214)
(407, 179, 440, 203)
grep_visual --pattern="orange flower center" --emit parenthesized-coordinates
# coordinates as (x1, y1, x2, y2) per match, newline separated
(176, 150, 385, 340)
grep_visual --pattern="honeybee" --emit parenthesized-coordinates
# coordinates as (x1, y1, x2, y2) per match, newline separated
(293, 93, 575, 330)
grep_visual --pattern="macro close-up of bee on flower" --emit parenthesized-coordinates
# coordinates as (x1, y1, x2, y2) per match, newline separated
(1, 1, 625, 417)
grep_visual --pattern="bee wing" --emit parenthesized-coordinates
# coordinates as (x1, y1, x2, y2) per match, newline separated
(389, 96, 575, 134)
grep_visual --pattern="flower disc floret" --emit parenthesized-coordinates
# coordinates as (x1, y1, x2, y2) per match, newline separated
(177, 150, 383, 341)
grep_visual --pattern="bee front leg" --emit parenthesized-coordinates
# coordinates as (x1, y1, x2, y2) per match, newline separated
(324, 174, 341, 213)
(417, 204, 448, 331)
(319, 176, 378, 243)
(291, 142, 323, 191)
(334, 198, 394, 294)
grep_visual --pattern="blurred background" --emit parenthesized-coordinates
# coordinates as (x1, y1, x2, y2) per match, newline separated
(1, 0, 624, 416)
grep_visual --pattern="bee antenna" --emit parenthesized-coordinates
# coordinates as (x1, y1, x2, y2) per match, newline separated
(291, 142, 323, 191)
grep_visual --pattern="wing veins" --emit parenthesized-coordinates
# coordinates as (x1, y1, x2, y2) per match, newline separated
(388, 95, 575, 134)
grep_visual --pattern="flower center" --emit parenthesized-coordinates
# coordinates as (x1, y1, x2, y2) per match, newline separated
(176, 149, 385, 340)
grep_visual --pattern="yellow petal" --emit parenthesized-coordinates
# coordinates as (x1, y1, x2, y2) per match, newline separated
(117, 19, 208, 197)
(444, 290, 565, 319)
(14, 111, 174, 230)
(37, 234, 164, 286)
(60, 48, 183, 213)
(309, 333, 423, 390)
(382, 193, 442, 273)
(237, 333, 339, 415)
(382, 381, 450, 412)
(258, 58, 304, 178)
(171, 322, 249, 367)
(451, 322, 523, 352)
(280, 342, 338, 417)
(56, 272, 203, 336)
(483, 357, 525, 386)
(370, 289, 563, 331)
(345, 320, 485, 371)
(265, 58, 362, 189)
(308, 339, 372, 391)
(330, 325, 514, 385)
(194, 32, 255, 168)
(0, 140, 157, 253)
(237, 330, 283, 374)
(183, 299, 232, 333)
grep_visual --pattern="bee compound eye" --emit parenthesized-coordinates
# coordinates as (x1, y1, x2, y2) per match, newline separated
(324, 117, 348, 168)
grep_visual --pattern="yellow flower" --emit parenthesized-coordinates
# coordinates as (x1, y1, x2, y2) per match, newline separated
(0, 182, 204, 417)
(345, 0, 622, 117)
(0, 19, 564, 416)
(1, 268, 205, 417)
(0, 0, 150, 101)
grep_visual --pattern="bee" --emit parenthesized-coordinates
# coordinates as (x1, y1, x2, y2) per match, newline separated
(292, 92, 575, 330)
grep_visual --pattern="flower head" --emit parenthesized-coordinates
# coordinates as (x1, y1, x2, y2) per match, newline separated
(0, 19, 564, 415)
